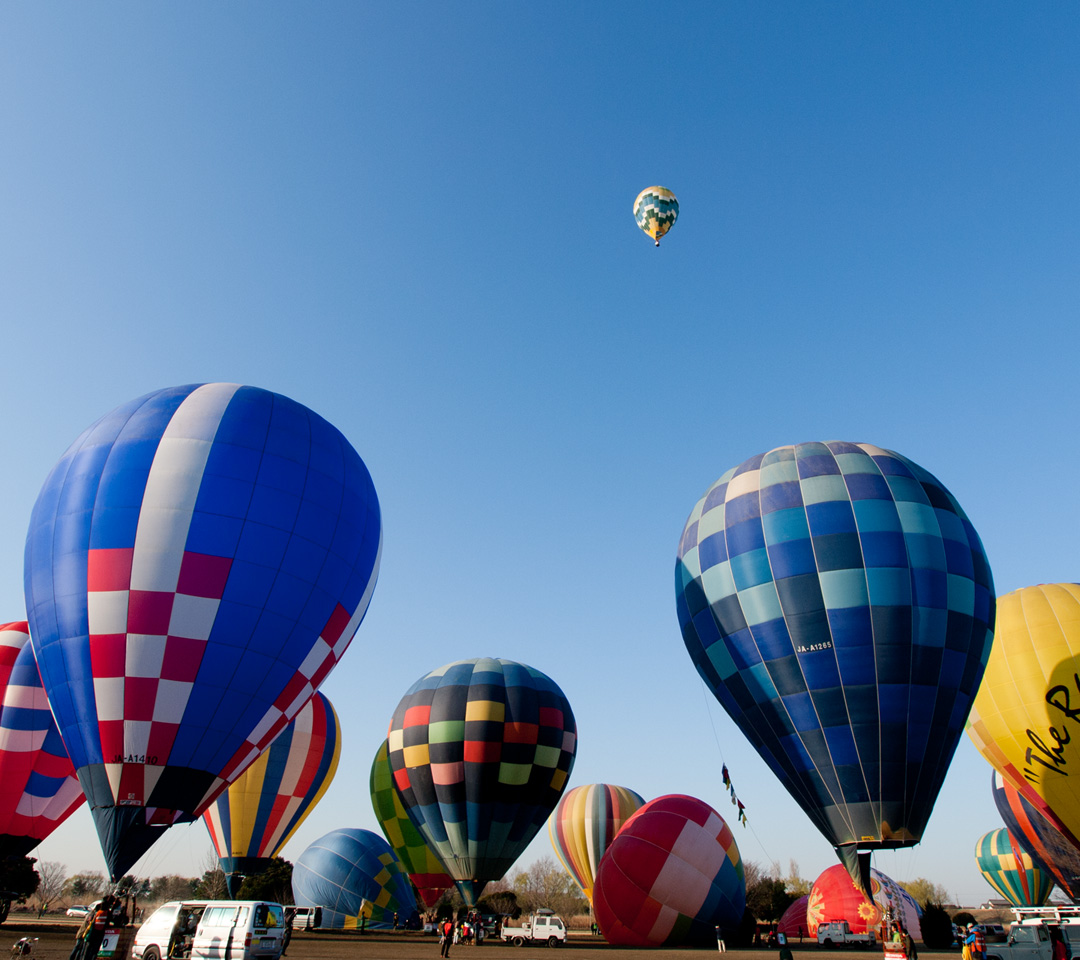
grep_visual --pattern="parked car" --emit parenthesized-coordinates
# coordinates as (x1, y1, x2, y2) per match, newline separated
(131, 900, 286, 960)
(66, 906, 89, 918)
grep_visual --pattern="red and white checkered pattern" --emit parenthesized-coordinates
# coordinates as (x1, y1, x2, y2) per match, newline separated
(86, 384, 239, 807)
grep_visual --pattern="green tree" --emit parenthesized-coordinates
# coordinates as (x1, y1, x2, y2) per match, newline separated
(510, 857, 586, 918)
(920, 902, 956, 949)
(150, 875, 198, 902)
(900, 878, 951, 908)
(783, 860, 812, 897)
(746, 876, 794, 922)
(954, 911, 976, 929)
(64, 873, 106, 903)
(236, 859, 293, 904)
(477, 889, 519, 919)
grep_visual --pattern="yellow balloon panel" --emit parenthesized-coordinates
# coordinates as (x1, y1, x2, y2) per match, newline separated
(967, 584, 1080, 845)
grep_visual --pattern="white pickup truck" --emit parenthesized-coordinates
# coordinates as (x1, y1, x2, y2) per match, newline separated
(501, 913, 567, 947)
(817, 921, 875, 948)
(984, 906, 1080, 960)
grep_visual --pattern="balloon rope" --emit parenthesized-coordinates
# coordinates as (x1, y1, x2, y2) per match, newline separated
(699, 679, 776, 865)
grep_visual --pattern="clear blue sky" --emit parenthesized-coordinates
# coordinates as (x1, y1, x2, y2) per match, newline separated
(1, 3, 1078, 906)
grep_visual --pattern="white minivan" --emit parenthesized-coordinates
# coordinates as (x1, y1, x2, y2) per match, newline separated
(132, 901, 286, 960)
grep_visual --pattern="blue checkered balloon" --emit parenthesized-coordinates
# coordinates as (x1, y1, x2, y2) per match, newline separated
(675, 442, 994, 880)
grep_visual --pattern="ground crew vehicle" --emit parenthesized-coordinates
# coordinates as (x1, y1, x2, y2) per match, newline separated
(817, 921, 874, 948)
(984, 906, 1080, 960)
(131, 901, 286, 960)
(501, 913, 567, 946)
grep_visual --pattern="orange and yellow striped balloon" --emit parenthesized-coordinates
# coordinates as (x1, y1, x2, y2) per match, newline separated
(204, 691, 340, 894)
(547, 782, 645, 903)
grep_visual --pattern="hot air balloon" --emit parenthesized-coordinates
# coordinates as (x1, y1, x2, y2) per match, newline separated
(547, 782, 645, 904)
(675, 442, 995, 893)
(592, 794, 745, 947)
(778, 895, 810, 942)
(386, 658, 577, 906)
(992, 770, 1080, 901)
(0, 622, 84, 857)
(292, 827, 417, 929)
(975, 828, 1053, 907)
(633, 187, 679, 246)
(24, 384, 382, 880)
(204, 690, 341, 896)
(968, 584, 1080, 854)
(806, 864, 921, 940)
(369, 739, 453, 908)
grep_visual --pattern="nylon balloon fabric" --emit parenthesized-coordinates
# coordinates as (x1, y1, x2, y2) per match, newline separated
(968, 584, 1080, 855)
(24, 384, 382, 879)
(386, 658, 577, 905)
(0, 623, 85, 856)
(806, 864, 921, 939)
(547, 782, 645, 904)
(292, 827, 417, 930)
(975, 827, 1052, 907)
(675, 442, 995, 881)
(205, 690, 341, 896)
(592, 794, 745, 947)
(633, 186, 679, 246)
(370, 738, 453, 907)
(992, 770, 1080, 900)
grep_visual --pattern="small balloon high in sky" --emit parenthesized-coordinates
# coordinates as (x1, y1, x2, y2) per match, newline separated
(633, 186, 679, 246)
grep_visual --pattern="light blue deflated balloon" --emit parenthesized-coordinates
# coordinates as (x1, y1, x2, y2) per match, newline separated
(292, 828, 417, 929)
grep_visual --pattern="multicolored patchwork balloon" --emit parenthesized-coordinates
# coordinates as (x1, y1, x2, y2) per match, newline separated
(975, 827, 1052, 907)
(0, 622, 84, 856)
(592, 794, 745, 947)
(292, 827, 417, 930)
(547, 782, 645, 904)
(676, 442, 995, 892)
(370, 738, 453, 908)
(968, 584, 1080, 853)
(633, 186, 679, 246)
(24, 384, 382, 879)
(992, 770, 1080, 900)
(386, 658, 577, 905)
(204, 691, 341, 896)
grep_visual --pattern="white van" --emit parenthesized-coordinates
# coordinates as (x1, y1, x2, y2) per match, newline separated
(132, 901, 286, 960)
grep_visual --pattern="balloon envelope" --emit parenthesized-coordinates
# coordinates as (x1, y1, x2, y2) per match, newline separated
(778, 895, 810, 941)
(548, 782, 645, 904)
(968, 584, 1080, 853)
(676, 442, 995, 887)
(992, 770, 1080, 901)
(592, 794, 745, 947)
(386, 658, 577, 905)
(0, 623, 84, 856)
(633, 186, 679, 245)
(24, 384, 382, 879)
(807, 864, 921, 939)
(292, 827, 417, 929)
(975, 827, 1053, 907)
(205, 690, 341, 896)
(369, 738, 453, 908)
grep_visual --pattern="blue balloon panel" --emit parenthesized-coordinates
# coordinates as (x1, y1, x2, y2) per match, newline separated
(292, 828, 417, 929)
(675, 442, 994, 858)
(24, 384, 381, 878)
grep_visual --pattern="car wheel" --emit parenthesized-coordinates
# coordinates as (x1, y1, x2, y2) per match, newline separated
(547, 937, 560, 948)
(513, 937, 525, 947)
(823, 940, 834, 948)
(144, 948, 161, 960)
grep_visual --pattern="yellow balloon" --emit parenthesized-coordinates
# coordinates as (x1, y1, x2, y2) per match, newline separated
(967, 583, 1080, 847)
